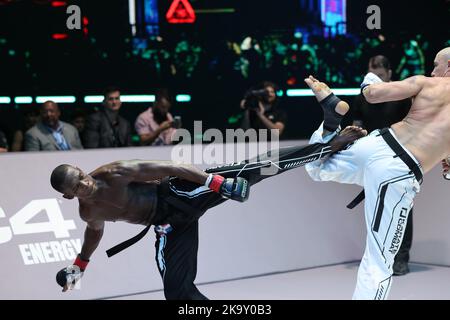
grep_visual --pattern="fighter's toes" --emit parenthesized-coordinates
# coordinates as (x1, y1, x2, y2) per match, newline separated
(305, 75, 332, 101)
(340, 126, 368, 138)
(329, 126, 366, 153)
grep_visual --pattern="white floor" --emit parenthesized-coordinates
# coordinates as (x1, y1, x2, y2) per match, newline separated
(106, 262, 450, 300)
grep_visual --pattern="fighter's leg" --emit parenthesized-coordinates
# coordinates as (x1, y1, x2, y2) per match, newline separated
(154, 221, 207, 300)
(164, 143, 332, 217)
(205, 76, 364, 185)
(166, 74, 366, 212)
(205, 127, 365, 187)
(163, 130, 363, 217)
(352, 160, 418, 300)
(304, 75, 350, 135)
(206, 142, 334, 186)
(393, 208, 413, 275)
(304, 75, 368, 185)
(305, 123, 368, 185)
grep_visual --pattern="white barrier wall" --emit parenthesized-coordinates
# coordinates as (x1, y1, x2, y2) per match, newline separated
(409, 165, 450, 265)
(0, 141, 447, 299)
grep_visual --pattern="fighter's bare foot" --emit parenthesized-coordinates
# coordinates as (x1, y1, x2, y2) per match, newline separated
(329, 126, 367, 153)
(304, 75, 349, 116)
(304, 75, 332, 101)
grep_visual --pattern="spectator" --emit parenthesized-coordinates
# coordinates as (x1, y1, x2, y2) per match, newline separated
(83, 86, 132, 148)
(11, 107, 40, 152)
(135, 92, 178, 146)
(0, 129, 8, 152)
(240, 81, 286, 138)
(351, 55, 413, 276)
(396, 39, 426, 80)
(70, 109, 87, 140)
(24, 101, 83, 151)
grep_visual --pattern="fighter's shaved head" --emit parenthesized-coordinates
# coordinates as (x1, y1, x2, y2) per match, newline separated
(436, 47, 450, 60)
(50, 164, 73, 193)
(431, 47, 450, 77)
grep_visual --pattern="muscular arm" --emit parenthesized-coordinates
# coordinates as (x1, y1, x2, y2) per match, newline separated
(363, 75, 425, 104)
(113, 160, 209, 184)
(79, 220, 104, 261)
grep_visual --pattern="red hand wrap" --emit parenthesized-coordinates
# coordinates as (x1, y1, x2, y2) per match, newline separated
(209, 175, 225, 193)
(74, 254, 89, 271)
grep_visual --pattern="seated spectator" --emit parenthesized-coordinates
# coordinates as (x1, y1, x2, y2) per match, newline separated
(83, 86, 132, 148)
(11, 107, 40, 152)
(135, 92, 178, 146)
(24, 101, 83, 151)
(70, 109, 87, 141)
(0, 129, 8, 152)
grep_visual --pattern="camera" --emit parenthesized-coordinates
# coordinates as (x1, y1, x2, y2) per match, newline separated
(243, 89, 269, 110)
(172, 116, 181, 129)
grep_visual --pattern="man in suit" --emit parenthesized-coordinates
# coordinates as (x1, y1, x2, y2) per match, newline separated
(83, 86, 132, 148)
(25, 101, 83, 151)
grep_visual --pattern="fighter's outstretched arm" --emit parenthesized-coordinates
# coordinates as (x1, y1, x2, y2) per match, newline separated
(363, 75, 425, 103)
(79, 220, 105, 261)
(57, 219, 104, 292)
(114, 160, 208, 184)
(111, 160, 249, 202)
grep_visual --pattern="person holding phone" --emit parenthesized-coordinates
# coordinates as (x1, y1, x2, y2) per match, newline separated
(135, 92, 180, 146)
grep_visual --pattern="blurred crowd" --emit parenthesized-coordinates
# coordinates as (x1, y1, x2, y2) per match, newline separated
(0, 28, 448, 152)
(1, 28, 444, 93)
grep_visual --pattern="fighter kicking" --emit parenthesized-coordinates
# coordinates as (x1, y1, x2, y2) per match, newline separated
(304, 47, 450, 300)
(50, 107, 365, 300)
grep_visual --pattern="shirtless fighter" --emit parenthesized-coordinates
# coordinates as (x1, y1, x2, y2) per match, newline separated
(305, 47, 450, 299)
(50, 114, 365, 300)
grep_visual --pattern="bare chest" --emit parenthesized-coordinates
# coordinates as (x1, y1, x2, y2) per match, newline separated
(78, 183, 158, 224)
(79, 200, 128, 223)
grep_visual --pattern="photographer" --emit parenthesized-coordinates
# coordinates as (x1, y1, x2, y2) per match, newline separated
(135, 92, 180, 146)
(240, 81, 286, 138)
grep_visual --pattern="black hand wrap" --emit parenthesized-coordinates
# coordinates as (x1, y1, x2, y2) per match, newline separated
(320, 93, 343, 132)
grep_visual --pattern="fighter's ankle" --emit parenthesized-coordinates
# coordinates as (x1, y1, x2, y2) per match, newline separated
(321, 94, 345, 132)
(335, 101, 350, 116)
